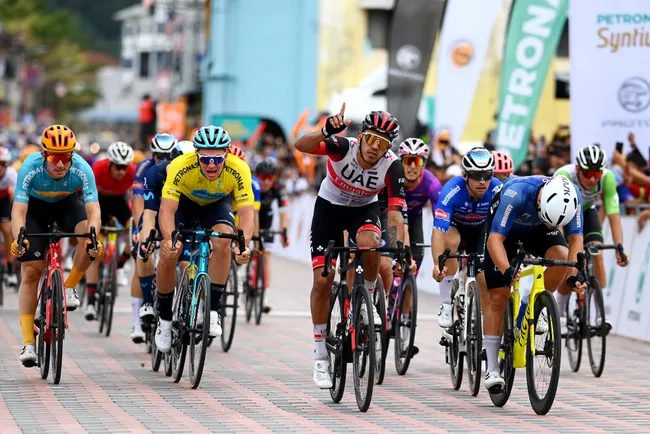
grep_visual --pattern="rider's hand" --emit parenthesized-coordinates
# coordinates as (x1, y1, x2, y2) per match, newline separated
(85, 239, 103, 258)
(162, 239, 180, 259)
(254, 247, 264, 257)
(501, 266, 520, 288)
(11, 239, 29, 257)
(282, 235, 290, 248)
(322, 102, 352, 137)
(433, 264, 447, 282)
(131, 230, 140, 245)
(409, 258, 417, 274)
(235, 246, 251, 265)
(616, 249, 628, 267)
(139, 241, 155, 260)
(566, 273, 587, 293)
(393, 260, 404, 278)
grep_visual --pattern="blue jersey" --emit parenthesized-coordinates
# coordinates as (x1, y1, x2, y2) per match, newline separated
(433, 176, 502, 232)
(143, 160, 169, 211)
(491, 176, 583, 237)
(133, 157, 156, 198)
(252, 176, 262, 205)
(15, 153, 98, 204)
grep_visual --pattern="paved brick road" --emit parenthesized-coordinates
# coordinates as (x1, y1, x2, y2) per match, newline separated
(0, 256, 649, 433)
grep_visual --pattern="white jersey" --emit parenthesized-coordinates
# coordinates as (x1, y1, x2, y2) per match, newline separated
(0, 166, 17, 196)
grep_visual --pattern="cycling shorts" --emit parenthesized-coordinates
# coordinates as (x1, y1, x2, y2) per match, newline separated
(583, 206, 604, 244)
(99, 195, 131, 227)
(0, 195, 11, 222)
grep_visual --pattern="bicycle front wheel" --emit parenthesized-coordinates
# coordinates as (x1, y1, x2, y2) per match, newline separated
(526, 290, 561, 415)
(104, 254, 118, 337)
(394, 275, 417, 375)
(466, 280, 482, 397)
(353, 285, 375, 412)
(189, 274, 210, 389)
(171, 267, 190, 383)
(254, 256, 265, 325)
(38, 272, 50, 379)
(586, 277, 607, 377)
(327, 283, 346, 403)
(373, 277, 387, 385)
(51, 269, 65, 385)
(245, 259, 253, 323)
(221, 260, 239, 352)
(449, 284, 464, 390)
(565, 291, 583, 372)
(490, 296, 516, 407)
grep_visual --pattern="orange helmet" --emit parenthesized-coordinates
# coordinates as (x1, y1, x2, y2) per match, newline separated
(493, 151, 514, 175)
(41, 125, 76, 153)
(228, 144, 246, 161)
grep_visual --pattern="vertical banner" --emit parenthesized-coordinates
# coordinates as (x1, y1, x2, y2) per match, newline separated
(496, 0, 568, 168)
(570, 1, 650, 162)
(157, 102, 187, 139)
(387, 0, 446, 140)
(435, 0, 501, 143)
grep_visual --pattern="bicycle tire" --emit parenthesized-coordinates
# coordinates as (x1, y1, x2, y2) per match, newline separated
(449, 285, 464, 390)
(373, 278, 387, 385)
(490, 296, 516, 407)
(221, 260, 239, 352)
(565, 291, 583, 372)
(245, 259, 253, 323)
(51, 270, 65, 384)
(97, 259, 106, 333)
(395, 275, 417, 376)
(526, 290, 561, 415)
(104, 253, 118, 337)
(254, 256, 265, 325)
(586, 277, 607, 378)
(38, 275, 50, 379)
(163, 352, 173, 377)
(327, 283, 346, 403)
(189, 274, 210, 389)
(466, 280, 482, 397)
(353, 285, 375, 412)
(79, 275, 87, 306)
(172, 267, 190, 383)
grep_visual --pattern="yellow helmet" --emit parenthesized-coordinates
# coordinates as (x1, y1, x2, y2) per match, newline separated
(41, 125, 77, 153)
(21, 144, 40, 161)
(133, 150, 146, 165)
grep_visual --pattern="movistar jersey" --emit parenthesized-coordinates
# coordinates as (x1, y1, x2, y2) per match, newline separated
(554, 164, 619, 215)
(143, 160, 169, 211)
(133, 157, 156, 198)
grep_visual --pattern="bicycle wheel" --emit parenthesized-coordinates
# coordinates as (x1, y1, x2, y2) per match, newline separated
(254, 256, 265, 325)
(565, 291, 583, 372)
(151, 320, 163, 372)
(394, 276, 417, 375)
(373, 277, 387, 385)
(449, 284, 464, 390)
(526, 290, 561, 415)
(104, 254, 118, 337)
(586, 277, 607, 378)
(189, 274, 210, 389)
(466, 280, 482, 397)
(490, 296, 516, 407)
(78, 275, 87, 306)
(51, 270, 65, 385)
(221, 260, 239, 352)
(171, 267, 190, 383)
(163, 352, 173, 377)
(327, 283, 347, 403)
(38, 276, 50, 379)
(353, 285, 375, 412)
(245, 259, 253, 323)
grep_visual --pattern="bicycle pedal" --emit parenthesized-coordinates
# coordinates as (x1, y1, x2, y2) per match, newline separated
(411, 346, 419, 357)
(439, 336, 449, 347)
(480, 348, 487, 361)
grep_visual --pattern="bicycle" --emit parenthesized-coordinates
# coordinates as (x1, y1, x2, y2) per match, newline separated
(489, 242, 584, 415)
(438, 248, 483, 397)
(322, 239, 407, 412)
(220, 247, 240, 352)
(96, 217, 127, 338)
(565, 243, 624, 378)
(17, 224, 97, 384)
(170, 223, 245, 388)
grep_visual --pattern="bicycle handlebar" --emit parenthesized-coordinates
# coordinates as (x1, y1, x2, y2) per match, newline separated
(171, 223, 246, 254)
(510, 241, 584, 273)
(438, 248, 483, 272)
(19, 226, 99, 262)
(141, 229, 161, 263)
(320, 240, 412, 278)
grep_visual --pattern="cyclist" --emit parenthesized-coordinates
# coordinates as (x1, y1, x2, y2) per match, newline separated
(154, 126, 253, 353)
(254, 158, 290, 313)
(482, 175, 585, 391)
(85, 141, 135, 321)
(493, 151, 514, 182)
(294, 104, 407, 389)
(0, 147, 18, 286)
(12, 125, 102, 366)
(432, 147, 501, 328)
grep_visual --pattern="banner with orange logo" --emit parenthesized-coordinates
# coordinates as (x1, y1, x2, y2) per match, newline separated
(157, 102, 187, 140)
(435, 0, 501, 144)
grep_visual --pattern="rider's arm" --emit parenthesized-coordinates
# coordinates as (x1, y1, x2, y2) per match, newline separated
(431, 229, 446, 268)
(385, 159, 407, 247)
(487, 186, 522, 273)
(84, 201, 102, 232)
(140, 209, 157, 241)
(238, 205, 255, 244)
(565, 199, 585, 272)
(10, 202, 27, 240)
(11, 162, 33, 238)
(602, 171, 624, 245)
(566, 234, 584, 276)
(431, 178, 460, 266)
(232, 161, 255, 245)
(132, 161, 149, 224)
(294, 130, 327, 154)
(487, 233, 510, 273)
(159, 198, 178, 240)
(275, 183, 290, 232)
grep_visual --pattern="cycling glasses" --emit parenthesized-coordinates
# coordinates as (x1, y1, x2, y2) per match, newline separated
(112, 163, 129, 171)
(466, 170, 494, 181)
(258, 174, 277, 182)
(196, 152, 226, 166)
(402, 155, 425, 167)
(363, 132, 391, 150)
(580, 168, 603, 180)
(46, 153, 74, 165)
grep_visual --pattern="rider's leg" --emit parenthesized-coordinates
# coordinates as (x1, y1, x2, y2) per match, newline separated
(136, 254, 155, 316)
(438, 227, 461, 327)
(19, 261, 45, 344)
(0, 221, 15, 279)
(207, 223, 234, 322)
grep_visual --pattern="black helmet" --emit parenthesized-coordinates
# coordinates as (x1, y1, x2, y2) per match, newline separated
(361, 111, 400, 140)
(576, 145, 607, 170)
(255, 158, 278, 176)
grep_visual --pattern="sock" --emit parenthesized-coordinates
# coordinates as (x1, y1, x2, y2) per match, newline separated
(439, 276, 454, 304)
(139, 274, 155, 305)
(556, 292, 569, 316)
(117, 251, 131, 269)
(313, 324, 327, 359)
(364, 279, 376, 292)
(131, 297, 143, 327)
(157, 291, 174, 321)
(485, 335, 501, 373)
(87, 283, 97, 304)
(210, 283, 225, 312)
(7, 261, 14, 274)
(20, 314, 36, 346)
(64, 267, 84, 289)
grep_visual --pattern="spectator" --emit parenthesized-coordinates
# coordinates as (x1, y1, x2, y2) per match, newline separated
(138, 94, 156, 150)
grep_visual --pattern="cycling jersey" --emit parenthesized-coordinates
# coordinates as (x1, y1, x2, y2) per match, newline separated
(404, 169, 442, 219)
(259, 181, 288, 229)
(554, 164, 619, 215)
(92, 158, 136, 197)
(233, 175, 261, 227)
(0, 166, 17, 199)
(133, 157, 156, 198)
(491, 175, 583, 237)
(313, 136, 405, 210)
(433, 176, 502, 232)
(162, 152, 254, 207)
(143, 160, 170, 211)
(15, 153, 98, 204)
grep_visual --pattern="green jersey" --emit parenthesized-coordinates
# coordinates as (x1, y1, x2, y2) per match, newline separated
(554, 164, 619, 215)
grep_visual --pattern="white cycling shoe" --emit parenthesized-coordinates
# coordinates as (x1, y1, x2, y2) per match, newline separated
(20, 344, 37, 368)
(66, 287, 80, 311)
(438, 303, 452, 328)
(313, 359, 333, 389)
(155, 319, 172, 353)
(485, 370, 505, 392)
(359, 302, 381, 325)
(197, 310, 222, 337)
(130, 326, 145, 344)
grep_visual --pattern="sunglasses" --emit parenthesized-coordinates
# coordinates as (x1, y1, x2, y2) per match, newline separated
(438, 139, 450, 145)
(258, 174, 277, 182)
(46, 153, 74, 165)
(581, 168, 603, 180)
(363, 132, 391, 150)
(112, 163, 129, 171)
(197, 152, 226, 166)
(402, 155, 425, 167)
(466, 170, 494, 181)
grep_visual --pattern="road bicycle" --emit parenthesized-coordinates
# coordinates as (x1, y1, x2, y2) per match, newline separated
(17, 223, 97, 384)
(565, 243, 625, 378)
(438, 248, 483, 397)
(97, 217, 127, 338)
(490, 242, 584, 415)
(220, 248, 239, 352)
(169, 223, 245, 388)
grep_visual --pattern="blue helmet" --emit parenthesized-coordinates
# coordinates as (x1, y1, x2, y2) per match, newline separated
(192, 126, 231, 149)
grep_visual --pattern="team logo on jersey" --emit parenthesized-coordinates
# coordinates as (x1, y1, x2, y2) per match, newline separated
(504, 189, 517, 198)
(441, 185, 460, 206)
(435, 209, 450, 220)
(500, 205, 513, 228)
(340, 163, 379, 189)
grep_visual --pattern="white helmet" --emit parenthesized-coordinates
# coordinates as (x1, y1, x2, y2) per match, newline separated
(539, 176, 580, 227)
(398, 138, 429, 159)
(150, 133, 177, 154)
(462, 147, 495, 172)
(171, 140, 195, 159)
(107, 141, 134, 165)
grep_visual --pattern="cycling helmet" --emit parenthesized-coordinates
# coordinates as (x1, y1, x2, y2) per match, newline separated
(0, 147, 11, 162)
(493, 151, 514, 175)
(576, 145, 607, 170)
(228, 144, 246, 161)
(361, 111, 400, 141)
(150, 133, 177, 154)
(41, 125, 76, 153)
(170, 140, 195, 160)
(192, 126, 231, 149)
(398, 138, 429, 159)
(462, 147, 495, 172)
(107, 141, 134, 165)
(255, 158, 278, 176)
(539, 176, 579, 227)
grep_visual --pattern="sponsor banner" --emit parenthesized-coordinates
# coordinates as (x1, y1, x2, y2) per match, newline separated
(211, 115, 263, 140)
(496, 0, 568, 168)
(435, 0, 500, 143)
(157, 102, 187, 140)
(387, 0, 446, 140)
(569, 1, 650, 162)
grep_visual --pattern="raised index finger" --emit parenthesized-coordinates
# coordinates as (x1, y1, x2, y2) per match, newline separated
(340, 102, 346, 116)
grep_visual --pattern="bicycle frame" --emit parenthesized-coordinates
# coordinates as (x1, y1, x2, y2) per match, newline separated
(37, 241, 68, 341)
(184, 232, 212, 329)
(510, 264, 546, 368)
